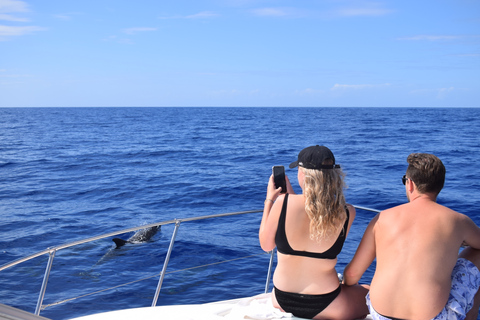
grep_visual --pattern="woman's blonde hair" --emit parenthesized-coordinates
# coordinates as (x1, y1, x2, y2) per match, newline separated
(301, 166, 347, 242)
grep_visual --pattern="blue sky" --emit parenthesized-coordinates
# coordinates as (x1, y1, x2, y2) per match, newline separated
(0, 0, 479, 107)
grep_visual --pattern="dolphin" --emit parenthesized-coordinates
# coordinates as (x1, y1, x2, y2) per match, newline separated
(112, 225, 160, 248)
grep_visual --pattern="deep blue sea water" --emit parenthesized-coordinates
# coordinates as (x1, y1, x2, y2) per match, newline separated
(0, 107, 479, 319)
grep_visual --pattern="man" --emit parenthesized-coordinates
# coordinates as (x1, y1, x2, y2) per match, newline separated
(344, 153, 480, 320)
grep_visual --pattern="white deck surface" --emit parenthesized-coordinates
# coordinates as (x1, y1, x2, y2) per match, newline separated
(69, 293, 373, 320)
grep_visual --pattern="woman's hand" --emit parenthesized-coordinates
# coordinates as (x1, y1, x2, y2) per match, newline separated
(266, 174, 282, 202)
(285, 174, 296, 194)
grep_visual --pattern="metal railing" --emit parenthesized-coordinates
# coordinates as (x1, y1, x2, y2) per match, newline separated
(0, 206, 380, 317)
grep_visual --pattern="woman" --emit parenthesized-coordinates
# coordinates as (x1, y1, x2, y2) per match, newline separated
(259, 145, 369, 319)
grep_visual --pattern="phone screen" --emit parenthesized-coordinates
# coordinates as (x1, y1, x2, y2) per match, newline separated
(272, 166, 286, 193)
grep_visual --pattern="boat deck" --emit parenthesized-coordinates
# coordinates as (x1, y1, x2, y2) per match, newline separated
(69, 293, 373, 320)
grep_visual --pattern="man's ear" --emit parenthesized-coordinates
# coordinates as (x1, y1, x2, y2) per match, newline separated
(407, 178, 415, 193)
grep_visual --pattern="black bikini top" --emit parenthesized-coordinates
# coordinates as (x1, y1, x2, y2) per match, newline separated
(275, 193, 350, 260)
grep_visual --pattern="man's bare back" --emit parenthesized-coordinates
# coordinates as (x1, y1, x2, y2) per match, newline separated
(344, 153, 480, 320)
(370, 198, 478, 318)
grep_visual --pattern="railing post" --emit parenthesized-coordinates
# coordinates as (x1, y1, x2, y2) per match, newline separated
(35, 249, 56, 315)
(151, 220, 181, 307)
(264, 249, 275, 293)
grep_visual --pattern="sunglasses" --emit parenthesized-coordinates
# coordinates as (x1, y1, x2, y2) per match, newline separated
(402, 175, 408, 185)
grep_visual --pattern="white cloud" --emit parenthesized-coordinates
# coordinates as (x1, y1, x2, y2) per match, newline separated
(251, 7, 306, 18)
(186, 11, 219, 19)
(437, 87, 454, 99)
(252, 8, 289, 17)
(0, 0, 29, 22)
(53, 14, 71, 21)
(122, 27, 157, 35)
(103, 35, 134, 45)
(158, 11, 219, 20)
(335, 2, 393, 17)
(0, 25, 45, 38)
(53, 13, 83, 21)
(106, 27, 157, 44)
(331, 83, 390, 90)
(0, 0, 28, 13)
(0, 13, 27, 21)
(0, 0, 46, 39)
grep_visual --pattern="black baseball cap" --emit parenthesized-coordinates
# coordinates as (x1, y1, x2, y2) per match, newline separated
(289, 145, 340, 170)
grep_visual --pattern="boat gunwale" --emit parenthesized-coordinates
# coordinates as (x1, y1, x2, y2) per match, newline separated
(1, 206, 380, 272)
(0, 206, 381, 317)
(0, 209, 264, 272)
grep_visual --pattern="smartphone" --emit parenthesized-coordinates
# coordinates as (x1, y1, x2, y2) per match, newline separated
(272, 166, 287, 193)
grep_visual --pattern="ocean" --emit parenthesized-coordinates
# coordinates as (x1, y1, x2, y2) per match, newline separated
(0, 107, 479, 319)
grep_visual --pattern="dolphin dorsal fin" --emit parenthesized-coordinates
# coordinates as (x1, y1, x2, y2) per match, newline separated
(112, 238, 128, 248)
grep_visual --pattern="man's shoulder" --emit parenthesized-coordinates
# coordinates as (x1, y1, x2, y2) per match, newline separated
(379, 203, 408, 215)
(434, 203, 468, 219)
(384, 202, 470, 224)
(371, 206, 402, 227)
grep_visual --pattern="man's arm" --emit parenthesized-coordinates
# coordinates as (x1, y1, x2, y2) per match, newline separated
(462, 215, 480, 250)
(344, 214, 378, 286)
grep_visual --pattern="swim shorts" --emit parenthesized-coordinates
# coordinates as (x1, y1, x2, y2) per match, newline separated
(366, 258, 480, 320)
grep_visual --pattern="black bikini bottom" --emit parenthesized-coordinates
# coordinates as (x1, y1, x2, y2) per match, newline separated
(274, 285, 341, 319)
(379, 313, 406, 320)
